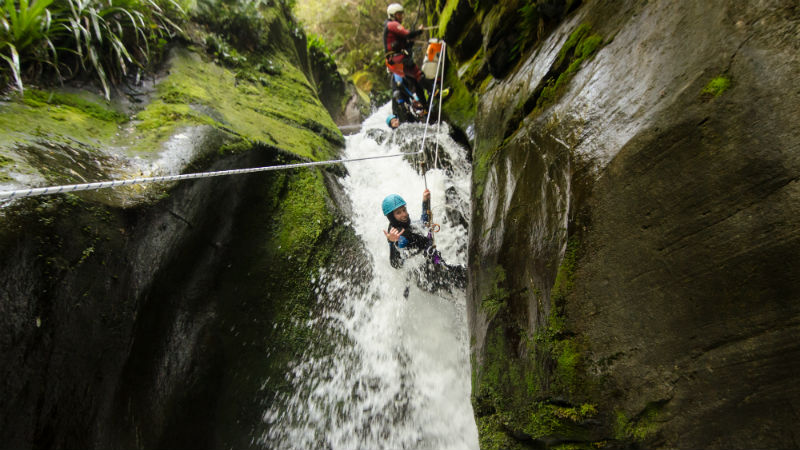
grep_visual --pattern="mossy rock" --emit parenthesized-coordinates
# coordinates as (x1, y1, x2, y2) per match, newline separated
(0, 44, 344, 205)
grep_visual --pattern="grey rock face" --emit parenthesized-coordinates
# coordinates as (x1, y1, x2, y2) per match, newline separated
(465, 0, 800, 447)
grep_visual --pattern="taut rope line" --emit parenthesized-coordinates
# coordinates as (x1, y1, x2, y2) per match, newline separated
(433, 42, 446, 170)
(0, 151, 422, 200)
(417, 40, 447, 188)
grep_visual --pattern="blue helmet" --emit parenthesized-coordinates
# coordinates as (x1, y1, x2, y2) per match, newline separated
(386, 115, 398, 128)
(382, 194, 406, 216)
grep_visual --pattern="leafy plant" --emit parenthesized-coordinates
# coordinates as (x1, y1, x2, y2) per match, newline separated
(58, 0, 185, 98)
(1, 0, 185, 98)
(194, 0, 274, 53)
(1, 0, 57, 91)
(293, 0, 404, 96)
(204, 32, 247, 67)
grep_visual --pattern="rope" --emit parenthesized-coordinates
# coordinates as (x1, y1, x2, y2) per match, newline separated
(417, 39, 447, 188)
(433, 42, 446, 170)
(0, 151, 422, 200)
(414, 38, 448, 245)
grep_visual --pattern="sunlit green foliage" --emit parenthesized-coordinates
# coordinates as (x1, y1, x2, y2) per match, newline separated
(1, 0, 186, 98)
(293, 0, 427, 100)
(0, 0, 57, 91)
(59, 0, 185, 98)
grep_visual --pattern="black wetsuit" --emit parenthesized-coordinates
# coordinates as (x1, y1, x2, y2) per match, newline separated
(391, 74, 425, 125)
(386, 201, 431, 269)
(386, 201, 467, 291)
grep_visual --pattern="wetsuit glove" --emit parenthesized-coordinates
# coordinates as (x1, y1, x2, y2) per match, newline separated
(421, 201, 430, 224)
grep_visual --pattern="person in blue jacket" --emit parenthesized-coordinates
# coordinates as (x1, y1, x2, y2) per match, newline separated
(382, 190, 466, 291)
(382, 190, 432, 268)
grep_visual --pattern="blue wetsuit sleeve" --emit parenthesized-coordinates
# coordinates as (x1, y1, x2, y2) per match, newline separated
(397, 235, 409, 249)
(421, 201, 429, 224)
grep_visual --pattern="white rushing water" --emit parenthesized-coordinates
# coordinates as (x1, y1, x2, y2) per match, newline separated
(259, 104, 479, 450)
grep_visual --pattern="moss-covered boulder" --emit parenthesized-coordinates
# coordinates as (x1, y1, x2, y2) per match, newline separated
(0, 5, 353, 449)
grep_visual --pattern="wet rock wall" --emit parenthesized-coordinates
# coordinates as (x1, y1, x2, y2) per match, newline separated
(0, 5, 350, 449)
(429, 0, 800, 447)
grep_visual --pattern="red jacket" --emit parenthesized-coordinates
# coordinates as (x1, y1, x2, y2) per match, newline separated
(384, 19, 422, 54)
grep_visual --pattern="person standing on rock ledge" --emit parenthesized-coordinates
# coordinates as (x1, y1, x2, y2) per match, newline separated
(382, 190, 466, 294)
(383, 3, 432, 108)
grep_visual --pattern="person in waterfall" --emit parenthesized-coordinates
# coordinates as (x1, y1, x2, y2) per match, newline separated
(382, 190, 467, 292)
(384, 3, 433, 109)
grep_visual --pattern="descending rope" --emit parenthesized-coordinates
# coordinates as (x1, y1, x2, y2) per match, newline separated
(0, 151, 422, 200)
(418, 39, 447, 188)
(433, 42, 447, 170)
(415, 39, 448, 245)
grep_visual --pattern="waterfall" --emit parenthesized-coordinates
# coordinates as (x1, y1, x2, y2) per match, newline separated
(259, 104, 479, 450)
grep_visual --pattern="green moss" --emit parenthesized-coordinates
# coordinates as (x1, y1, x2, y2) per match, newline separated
(22, 90, 127, 123)
(129, 48, 342, 159)
(556, 24, 591, 67)
(472, 154, 490, 200)
(478, 74, 494, 93)
(472, 232, 602, 447)
(158, 77, 214, 105)
(457, 48, 487, 89)
(436, 0, 461, 39)
(0, 97, 123, 149)
(535, 24, 604, 111)
(553, 338, 582, 392)
(476, 396, 602, 448)
(273, 169, 334, 265)
(523, 402, 596, 438)
(552, 444, 595, 450)
(476, 413, 524, 450)
(548, 237, 588, 394)
(0, 43, 342, 212)
(474, 319, 533, 412)
(0, 154, 13, 182)
(701, 75, 731, 98)
(442, 56, 478, 131)
(576, 35, 603, 60)
(474, 327, 531, 449)
(515, 1, 541, 56)
(473, 140, 505, 200)
(552, 236, 579, 306)
(614, 401, 666, 442)
(480, 265, 509, 319)
(218, 139, 254, 155)
(135, 101, 212, 130)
